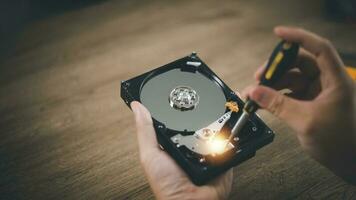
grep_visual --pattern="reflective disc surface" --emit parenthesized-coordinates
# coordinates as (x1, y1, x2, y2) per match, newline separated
(140, 68, 226, 132)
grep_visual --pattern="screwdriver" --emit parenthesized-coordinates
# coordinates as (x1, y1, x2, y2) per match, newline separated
(228, 40, 299, 143)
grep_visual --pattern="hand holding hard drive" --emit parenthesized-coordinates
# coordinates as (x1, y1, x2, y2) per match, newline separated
(131, 101, 233, 200)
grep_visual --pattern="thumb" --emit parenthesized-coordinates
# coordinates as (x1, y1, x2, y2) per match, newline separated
(247, 85, 309, 130)
(130, 101, 160, 157)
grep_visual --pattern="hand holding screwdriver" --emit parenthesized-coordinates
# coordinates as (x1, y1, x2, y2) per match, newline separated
(242, 27, 355, 184)
(228, 40, 299, 142)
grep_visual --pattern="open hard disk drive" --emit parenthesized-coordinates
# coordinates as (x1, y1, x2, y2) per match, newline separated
(121, 53, 274, 185)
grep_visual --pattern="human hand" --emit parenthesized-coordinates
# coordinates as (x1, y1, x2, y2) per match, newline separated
(243, 27, 356, 184)
(130, 101, 233, 200)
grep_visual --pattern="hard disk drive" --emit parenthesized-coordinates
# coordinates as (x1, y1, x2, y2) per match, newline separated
(121, 53, 274, 185)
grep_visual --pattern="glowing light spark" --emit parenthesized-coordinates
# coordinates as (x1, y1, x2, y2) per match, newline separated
(209, 137, 228, 154)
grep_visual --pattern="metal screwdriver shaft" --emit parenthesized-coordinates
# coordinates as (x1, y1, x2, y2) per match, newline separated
(228, 111, 249, 142)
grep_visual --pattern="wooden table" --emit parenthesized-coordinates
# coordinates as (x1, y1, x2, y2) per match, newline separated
(1, 0, 355, 199)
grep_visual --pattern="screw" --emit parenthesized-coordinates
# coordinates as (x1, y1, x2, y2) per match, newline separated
(176, 144, 181, 148)
(172, 137, 179, 143)
(199, 158, 205, 163)
(190, 52, 197, 59)
(158, 125, 163, 129)
(252, 127, 257, 132)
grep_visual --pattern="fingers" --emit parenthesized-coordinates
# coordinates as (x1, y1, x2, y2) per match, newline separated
(248, 71, 311, 100)
(241, 85, 256, 100)
(274, 26, 344, 78)
(273, 71, 310, 95)
(131, 101, 160, 158)
(274, 26, 327, 56)
(245, 85, 309, 129)
(294, 48, 320, 80)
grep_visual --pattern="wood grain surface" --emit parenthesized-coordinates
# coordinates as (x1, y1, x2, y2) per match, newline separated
(0, 0, 355, 199)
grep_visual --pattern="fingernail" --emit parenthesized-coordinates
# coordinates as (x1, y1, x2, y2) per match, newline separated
(251, 87, 266, 104)
(131, 102, 141, 120)
(132, 102, 151, 124)
(274, 26, 286, 35)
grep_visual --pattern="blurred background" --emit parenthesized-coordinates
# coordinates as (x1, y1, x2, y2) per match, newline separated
(0, 0, 355, 199)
